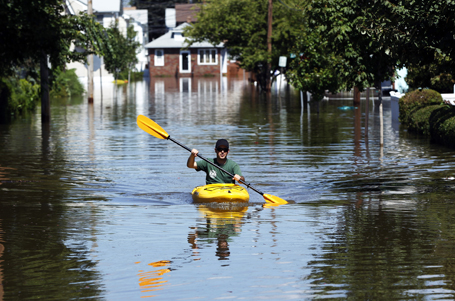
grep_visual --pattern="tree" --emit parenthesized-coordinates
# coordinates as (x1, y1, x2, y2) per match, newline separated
(103, 21, 141, 80)
(184, 0, 310, 91)
(286, 20, 341, 101)
(308, 0, 455, 93)
(0, 0, 108, 122)
(301, 0, 401, 94)
(406, 54, 455, 93)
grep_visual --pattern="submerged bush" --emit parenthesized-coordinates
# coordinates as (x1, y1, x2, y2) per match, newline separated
(118, 70, 144, 82)
(50, 68, 84, 98)
(407, 105, 443, 135)
(1, 77, 40, 116)
(428, 105, 455, 147)
(403, 102, 455, 148)
(399, 89, 443, 125)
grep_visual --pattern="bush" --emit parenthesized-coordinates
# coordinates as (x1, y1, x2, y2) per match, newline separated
(118, 70, 144, 82)
(428, 105, 455, 147)
(399, 89, 443, 125)
(50, 68, 84, 98)
(407, 105, 443, 135)
(1, 77, 40, 116)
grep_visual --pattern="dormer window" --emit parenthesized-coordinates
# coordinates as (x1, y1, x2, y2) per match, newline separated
(172, 32, 184, 40)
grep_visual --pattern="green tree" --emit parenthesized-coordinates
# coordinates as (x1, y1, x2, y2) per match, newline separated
(406, 55, 455, 93)
(103, 21, 141, 81)
(287, 21, 341, 101)
(303, 0, 401, 93)
(0, 0, 108, 121)
(184, 0, 310, 91)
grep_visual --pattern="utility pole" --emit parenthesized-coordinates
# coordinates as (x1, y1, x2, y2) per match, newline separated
(266, 0, 273, 92)
(87, 0, 94, 103)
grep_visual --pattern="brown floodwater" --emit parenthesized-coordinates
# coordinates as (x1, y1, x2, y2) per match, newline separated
(1, 77, 455, 300)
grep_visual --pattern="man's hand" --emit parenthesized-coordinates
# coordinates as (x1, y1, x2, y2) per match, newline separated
(233, 174, 245, 183)
(187, 149, 199, 169)
(191, 149, 199, 157)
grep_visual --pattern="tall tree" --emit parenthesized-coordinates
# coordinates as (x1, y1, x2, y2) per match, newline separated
(0, 0, 107, 122)
(184, 0, 310, 91)
(287, 22, 341, 101)
(303, 0, 455, 94)
(103, 21, 141, 80)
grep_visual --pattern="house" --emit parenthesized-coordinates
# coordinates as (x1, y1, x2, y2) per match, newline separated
(145, 22, 227, 78)
(64, 0, 148, 80)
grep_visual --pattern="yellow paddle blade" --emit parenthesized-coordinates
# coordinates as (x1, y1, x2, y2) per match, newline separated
(263, 193, 288, 205)
(137, 115, 169, 140)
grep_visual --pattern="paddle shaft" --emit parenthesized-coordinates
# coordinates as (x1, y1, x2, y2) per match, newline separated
(167, 136, 265, 196)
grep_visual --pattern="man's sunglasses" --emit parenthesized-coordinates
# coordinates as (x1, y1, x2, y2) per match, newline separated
(216, 147, 229, 152)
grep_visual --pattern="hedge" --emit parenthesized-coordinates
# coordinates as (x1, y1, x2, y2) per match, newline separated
(400, 89, 455, 148)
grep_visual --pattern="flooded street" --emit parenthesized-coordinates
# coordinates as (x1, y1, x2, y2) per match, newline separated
(2, 77, 455, 300)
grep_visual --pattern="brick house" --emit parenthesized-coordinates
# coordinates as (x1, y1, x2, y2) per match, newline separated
(145, 22, 227, 78)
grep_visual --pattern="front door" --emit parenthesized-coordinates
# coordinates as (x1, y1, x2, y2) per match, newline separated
(180, 51, 191, 73)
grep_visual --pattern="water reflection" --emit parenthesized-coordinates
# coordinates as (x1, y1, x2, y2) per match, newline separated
(191, 204, 247, 261)
(137, 260, 171, 298)
(0, 219, 4, 301)
(4, 77, 455, 299)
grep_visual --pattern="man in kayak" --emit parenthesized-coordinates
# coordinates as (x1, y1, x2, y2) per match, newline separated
(187, 139, 245, 184)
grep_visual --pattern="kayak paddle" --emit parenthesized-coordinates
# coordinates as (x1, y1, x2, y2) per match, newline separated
(137, 115, 288, 205)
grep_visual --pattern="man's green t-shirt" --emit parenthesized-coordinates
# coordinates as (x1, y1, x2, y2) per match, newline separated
(196, 158, 242, 184)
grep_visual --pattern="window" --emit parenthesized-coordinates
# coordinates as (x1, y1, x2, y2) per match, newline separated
(198, 49, 217, 65)
(155, 49, 164, 66)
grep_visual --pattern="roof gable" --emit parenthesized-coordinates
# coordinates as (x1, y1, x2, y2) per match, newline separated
(145, 23, 223, 49)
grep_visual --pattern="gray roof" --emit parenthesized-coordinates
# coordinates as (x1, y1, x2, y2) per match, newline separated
(145, 23, 223, 49)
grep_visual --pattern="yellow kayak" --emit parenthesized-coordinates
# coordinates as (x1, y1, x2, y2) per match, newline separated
(191, 184, 250, 203)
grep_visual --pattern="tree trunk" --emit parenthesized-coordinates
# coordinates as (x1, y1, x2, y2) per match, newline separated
(40, 50, 50, 123)
(353, 85, 361, 105)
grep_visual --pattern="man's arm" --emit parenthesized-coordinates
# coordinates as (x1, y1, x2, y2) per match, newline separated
(232, 163, 244, 182)
(187, 149, 198, 169)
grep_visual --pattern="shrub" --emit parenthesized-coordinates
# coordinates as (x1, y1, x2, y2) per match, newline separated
(428, 105, 455, 147)
(118, 70, 144, 82)
(50, 68, 84, 98)
(407, 105, 443, 135)
(2, 77, 40, 115)
(399, 89, 443, 125)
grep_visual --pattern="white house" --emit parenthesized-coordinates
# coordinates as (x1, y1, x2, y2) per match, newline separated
(64, 0, 148, 81)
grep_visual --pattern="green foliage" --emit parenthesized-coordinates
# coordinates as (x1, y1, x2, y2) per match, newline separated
(184, 0, 311, 90)
(184, 0, 269, 70)
(406, 54, 455, 93)
(406, 105, 442, 135)
(430, 109, 455, 148)
(1, 77, 40, 115)
(307, 0, 402, 91)
(118, 70, 144, 81)
(0, 0, 109, 78)
(103, 22, 141, 80)
(404, 104, 455, 148)
(287, 23, 340, 101)
(399, 89, 443, 125)
(50, 69, 85, 98)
